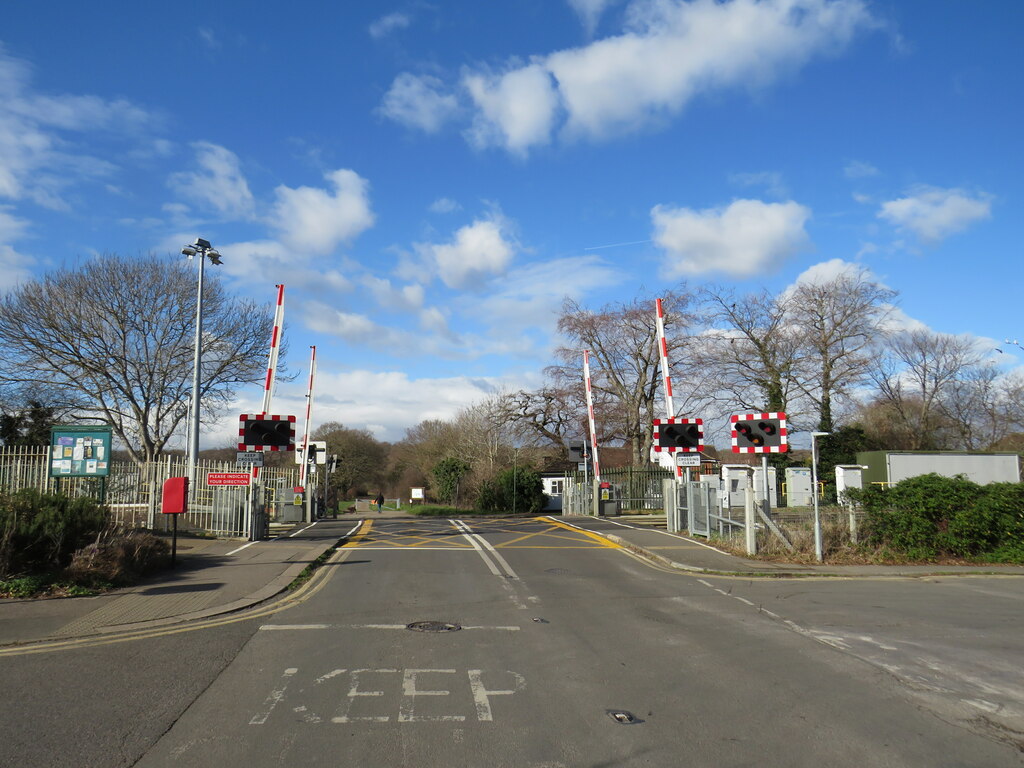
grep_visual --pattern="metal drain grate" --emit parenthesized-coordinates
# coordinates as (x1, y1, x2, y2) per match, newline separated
(406, 621, 462, 632)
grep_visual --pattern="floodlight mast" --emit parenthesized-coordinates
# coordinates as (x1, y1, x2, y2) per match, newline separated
(181, 238, 222, 488)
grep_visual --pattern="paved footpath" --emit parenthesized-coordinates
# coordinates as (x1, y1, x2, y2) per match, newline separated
(0, 518, 355, 646)
(566, 514, 1024, 577)
(3, 512, 1022, 648)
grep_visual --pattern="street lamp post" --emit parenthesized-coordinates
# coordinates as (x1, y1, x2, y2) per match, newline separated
(811, 431, 830, 562)
(181, 238, 222, 488)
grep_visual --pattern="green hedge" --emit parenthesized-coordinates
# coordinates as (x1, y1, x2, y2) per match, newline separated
(849, 474, 1024, 561)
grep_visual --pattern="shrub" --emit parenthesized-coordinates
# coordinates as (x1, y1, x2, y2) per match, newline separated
(64, 529, 170, 587)
(0, 490, 109, 577)
(475, 467, 546, 514)
(851, 474, 1024, 562)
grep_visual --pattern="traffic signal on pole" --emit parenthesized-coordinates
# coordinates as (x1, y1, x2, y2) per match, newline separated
(568, 444, 589, 461)
(730, 412, 788, 453)
(238, 414, 296, 451)
(653, 418, 704, 452)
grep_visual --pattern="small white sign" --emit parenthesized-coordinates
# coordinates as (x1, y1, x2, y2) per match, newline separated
(675, 453, 701, 467)
(237, 451, 264, 467)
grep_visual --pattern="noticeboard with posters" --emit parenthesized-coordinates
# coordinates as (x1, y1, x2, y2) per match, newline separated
(49, 425, 113, 478)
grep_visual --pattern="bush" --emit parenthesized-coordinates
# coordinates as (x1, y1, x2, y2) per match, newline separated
(851, 474, 1024, 562)
(475, 467, 546, 514)
(0, 490, 109, 577)
(64, 529, 170, 587)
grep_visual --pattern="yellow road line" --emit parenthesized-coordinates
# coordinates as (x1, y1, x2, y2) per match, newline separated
(542, 517, 621, 548)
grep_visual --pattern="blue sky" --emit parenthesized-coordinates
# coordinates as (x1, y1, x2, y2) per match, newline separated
(0, 0, 1020, 448)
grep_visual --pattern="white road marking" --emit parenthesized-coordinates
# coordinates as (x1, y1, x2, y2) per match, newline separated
(249, 667, 298, 725)
(399, 669, 465, 723)
(289, 521, 318, 537)
(451, 520, 502, 577)
(226, 541, 257, 556)
(468, 670, 526, 722)
(333, 669, 398, 723)
(253, 667, 525, 725)
(259, 623, 520, 632)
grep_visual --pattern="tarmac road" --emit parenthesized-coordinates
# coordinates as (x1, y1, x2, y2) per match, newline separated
(3, 516, 1022, 767)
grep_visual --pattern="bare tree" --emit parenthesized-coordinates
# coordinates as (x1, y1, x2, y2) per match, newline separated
(871, 329, 988, 450)
(0, 253, 274, 464)
(787, 270, 897, 432)
(698, 286, 801, 418)
(551, 287, 699, 465)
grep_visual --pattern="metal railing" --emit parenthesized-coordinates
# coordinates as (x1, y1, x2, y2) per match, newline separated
(0, 446, 300, 538)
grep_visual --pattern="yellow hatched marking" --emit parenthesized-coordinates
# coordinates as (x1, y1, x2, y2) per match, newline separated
(542, 517, 621, 548)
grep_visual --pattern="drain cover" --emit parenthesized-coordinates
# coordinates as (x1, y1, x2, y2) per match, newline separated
(406, 621, 462, 632)
(607, 710, 641, 724)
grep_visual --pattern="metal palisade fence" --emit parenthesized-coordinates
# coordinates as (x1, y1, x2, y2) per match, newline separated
(0, 445, 300, 538)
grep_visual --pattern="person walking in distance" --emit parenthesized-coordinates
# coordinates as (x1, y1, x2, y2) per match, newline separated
(374, 492, 384, 513)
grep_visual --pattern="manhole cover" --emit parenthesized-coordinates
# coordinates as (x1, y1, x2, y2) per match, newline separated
(406, 621, 462, 633)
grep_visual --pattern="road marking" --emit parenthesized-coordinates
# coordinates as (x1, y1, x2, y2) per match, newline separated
(259, 624, 521, 632)
(468, 670, 526, 722)
(458, 520, 520, 579)
(542, 517, 622, 547)
(226, 541, 257, 556)
(249, 667, 298, 725)
(289, 521, 319, 537)
(399, 669, 465, 723)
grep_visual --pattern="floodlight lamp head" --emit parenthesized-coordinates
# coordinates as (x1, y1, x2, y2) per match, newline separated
(207, 251, 223, 265)
(181, 246, 197, 257)
(811, 431, 830, 437)
(194, 237, 212, 250)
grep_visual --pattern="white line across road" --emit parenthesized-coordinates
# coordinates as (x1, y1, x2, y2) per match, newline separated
(258, 624, 521, 631)
(452, 519, 518, 579)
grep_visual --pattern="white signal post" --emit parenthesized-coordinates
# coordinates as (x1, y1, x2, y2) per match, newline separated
(655, 298, 687, 481)
(583, 350, 602, 516)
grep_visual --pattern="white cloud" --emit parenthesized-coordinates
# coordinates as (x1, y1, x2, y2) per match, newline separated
(844, 159, 879, 178)
(463, 254, 623, 336)
(270, 169, 375, 254)
(429, 197, 461, 214)
(0, 245, 32, 291)
(0, 205, 29, 242)
(653, 198, 812, 277)
(211, 370, 508, 445)
(380, 73, 459, 133)
(198, 27, 220, 49)
(361, 275, 425, 311)
(0, 48, 152, 207)
(169, 142, 255, 220)
(464, 64, 560, 154)
(877, 185, 992, 243)
(419, 218, 517, 289)
(304, 304, 383, 344)
(729, 170, 787, 198)
(369, 12, 412, 39)
(422, 0, 876, 152)
(567, 0, 620, 35)
(790, 257, 867, 287)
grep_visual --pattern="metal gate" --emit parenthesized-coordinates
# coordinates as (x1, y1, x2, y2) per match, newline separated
(685, 481, 716, 538)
